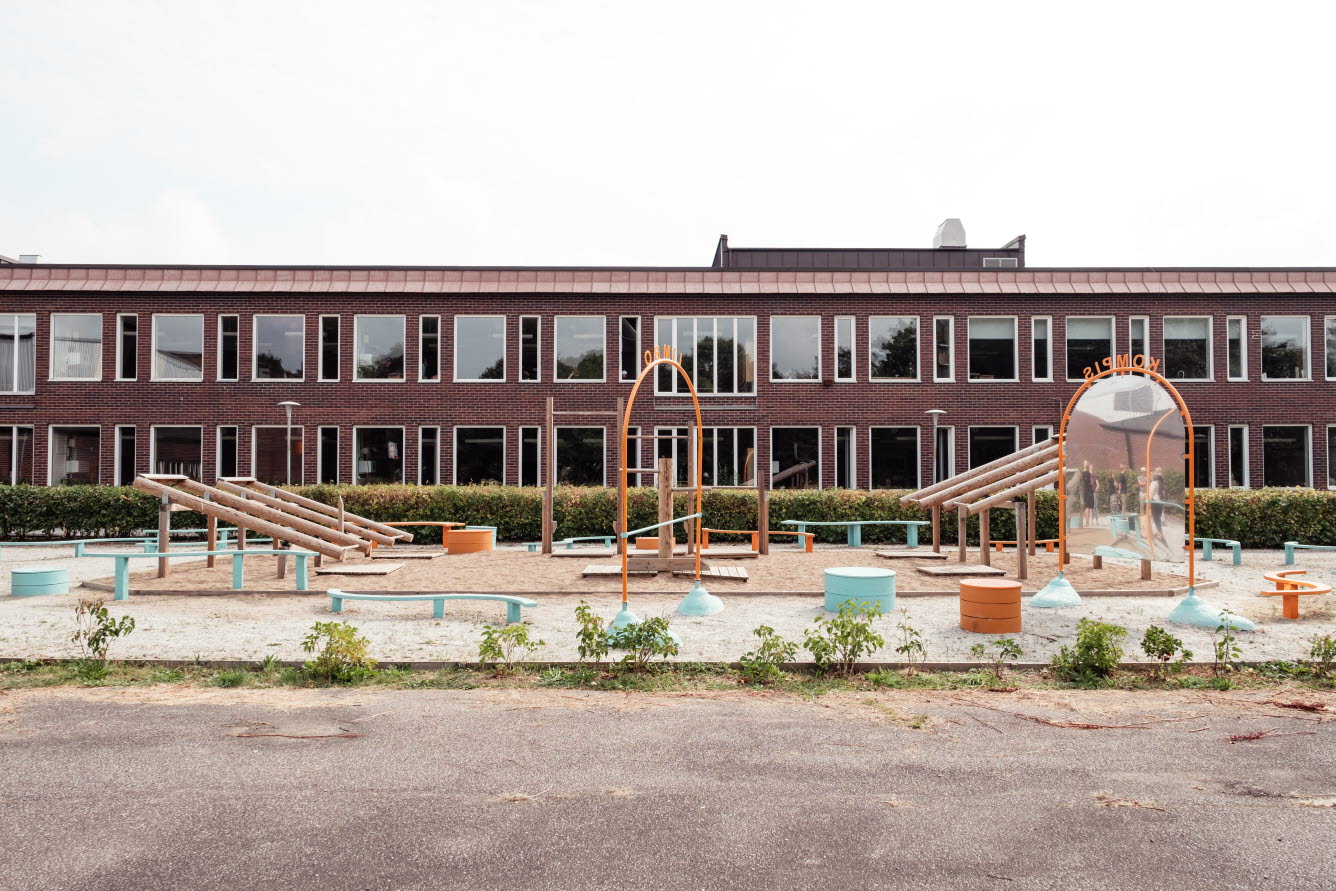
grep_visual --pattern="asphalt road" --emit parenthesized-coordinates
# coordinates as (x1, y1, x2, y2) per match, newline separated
(0, 685, 1332, 891)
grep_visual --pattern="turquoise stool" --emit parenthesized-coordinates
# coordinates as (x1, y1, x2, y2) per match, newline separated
(11, 566, 70, 597)
(823, 566, 895, 613)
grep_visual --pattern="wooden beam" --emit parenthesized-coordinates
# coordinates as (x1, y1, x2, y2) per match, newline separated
(177, 479, 372, 555)
(964, 470, 1060, 515)
(157, 493, 170, 579)
(543, 397, 554, 555)
(944, 459, 1059, 509)
(214, 480, 397, 545)
(901, 436, 1059, 505)
(979, 509, 991, 567)
(225, 479, 412, 542)
(918, 447, 1060, 508)
(957, 505, 967, 563)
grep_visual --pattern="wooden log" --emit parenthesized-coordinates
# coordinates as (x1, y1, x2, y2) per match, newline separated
(157, 493, 170, 579)
(206, 516, 217, 569)
(758, 487, 770, 556)
(929, 451, 1059, 509)
(227, 479, 411, 542)
(657, 457, 673, 560)
(177, 479, 371, 555)
(901, 437, 1059, 505)
(980, 509, 991, 567)
(1027, 490, 1037, 558)
(963, 470, 1060, 515)
(214, 480, 396, 545)
(957, 505, 967, 563)
(932, 503, 941, 554)
(945, 460, 1059, 509)
(1016, 498, 1028, 581)
(1141, 559, 1152, 581)
(543, 397, 555, 555)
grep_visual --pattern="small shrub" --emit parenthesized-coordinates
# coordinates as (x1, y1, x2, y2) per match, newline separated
(1051, 619, 1127, 687)
(1208, 618, 1243, 677)
(211, 669, 248, 688)
(893, 611, 926, 675)
(1306, 634, 1336, 679)
(573, 601, 610, 664)
(864, 667, 908, 689)
(608, 616, 679, 671)
(970, 638, 1023, 680)
(301, 621, 377, 684)
(477, 623, 546, 674)
(738, 625, 798, 684)
(255, 654, 281, 673)
(1140, 625, 1193, 681)
(72, 598, 135, 664)
(804, 602, 886, 677)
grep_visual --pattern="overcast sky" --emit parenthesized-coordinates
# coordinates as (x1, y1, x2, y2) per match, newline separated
(2, 0, 1334, 268)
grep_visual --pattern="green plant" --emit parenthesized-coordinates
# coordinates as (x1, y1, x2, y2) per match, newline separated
(256, 654, 281, 673)
(1140, 625, 1193, 681)
(738, 625, 798, 684)
(608, 616, 679, 670)
(970, 638, 1023, 680)
(1306, 634, 1336, 679)
(1051, 619, 1127, 687)
(574, 601, 610, 664)
(864, 667, 908, 689)
(71, 599, 135, 681)
(1208, 617, 1243, 677)
(477, 623, 546, 674)
(892, 611, 926, 674)
(301, 621, 377, 684)
(803, 602, 886, 677)
(211, 669, 248, 688)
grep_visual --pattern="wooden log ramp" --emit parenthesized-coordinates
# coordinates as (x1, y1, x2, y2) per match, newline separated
(222, 478, 413, 544)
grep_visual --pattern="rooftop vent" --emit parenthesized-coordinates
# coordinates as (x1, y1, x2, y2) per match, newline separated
(18, 254, 40, 264)
(932, 219, 966, 249)
(983, 257, 1019, 268)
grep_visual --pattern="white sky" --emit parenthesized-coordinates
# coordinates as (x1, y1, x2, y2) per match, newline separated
(2, 0, 1334, 267)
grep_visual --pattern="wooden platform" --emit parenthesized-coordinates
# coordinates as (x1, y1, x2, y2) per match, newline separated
(916, 564, 1007, 577)
(582, 565, 655, 577)
(550, 549, 615, 558)
(315, 563, 404, 575)
(372, 550, 443, 560)
(673, 565, 749, 581)
(876, 550, 949, 560)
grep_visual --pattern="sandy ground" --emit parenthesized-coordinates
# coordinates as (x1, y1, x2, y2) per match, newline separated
(1, 542, 1333, 664)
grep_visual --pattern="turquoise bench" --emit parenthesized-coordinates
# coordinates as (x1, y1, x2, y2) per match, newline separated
(327, 588, 537, 623)
(1193, 537, 1242, 566)
(89, 549, 317, 601)
(0, 538, 155, 559)
(525, 535, 615, 552)
(1284, 542, 1336, 566)
(781, 519, 930, 548)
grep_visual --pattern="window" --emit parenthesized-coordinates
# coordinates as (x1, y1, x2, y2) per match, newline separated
(520, 316, 540, 382)
(1033, 426, 1054, 445)
(319, 315, 340, 381)
(835, 426, 854, 488)
(1192, 427, 1213, 488)
(253, 426, 304, 485)
(419, 316, 440, 382)
(49, 313, 102, 381)
(1263, 425, 1310, 487)
(452, 427, 502, 484)
(1326, 317, 1336, 380)
(0, 426, 35, 484)
(1261, 316, 1309, 380)
(657, 427, 757, 488)
(0, 314, 36, 394)
(933, 317, 953, 382)
(934, 426, 954, 484)
(1228, 426, 1248, 488)
(355, 428, 404, 483)
(870, 427, 919, 489)
(1163, 317, 1211, 381)
(968, 427, 1017, 469)
(1031, 317, 1051, 381)
(1130, 316, 1148, 359)
(620, 316, 640, 382)
(554, 316, 605, 381)
(218, 315, 238, 381)
(1226, 316, 1246, 380)
(115, 426, 136, 486)
(419, 427, 439, 484)
(868, 316, 918, 381)
(50, 426, 100, 485)
(1328, 428, 1336, 489)
(355, 315, 406, 381)
(967, 317, 1016, 381)
(318, 427, 339, 484)
(771, 427, 819, 489)
(625, 426, 641, 487)
(117, 314, 138, 381)
(771, 316, 821, 381)
(1065, 317, 1114, 380)
(253, 315, 304, 380)
(555, 427, 604, 485)
(454, 316, 505, 381)
(835, 317, 855, 381)
(654, 317, 756, 395)
(152, 427, 202, 478)
(217, 426, 238, 478)
(152, 315, 204, 381)
(520, 426, 541, 486)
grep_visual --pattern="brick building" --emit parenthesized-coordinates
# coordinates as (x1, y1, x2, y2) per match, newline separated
(1, 223, 1333, 492)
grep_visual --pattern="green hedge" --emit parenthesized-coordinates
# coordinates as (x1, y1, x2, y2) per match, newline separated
(2, 484, 1334, 550)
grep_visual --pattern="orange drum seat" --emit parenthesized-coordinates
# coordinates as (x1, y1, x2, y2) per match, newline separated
(959, 578, 1022, 633)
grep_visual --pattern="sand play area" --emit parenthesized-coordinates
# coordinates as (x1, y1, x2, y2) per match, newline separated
(1, 543, 1332, 664)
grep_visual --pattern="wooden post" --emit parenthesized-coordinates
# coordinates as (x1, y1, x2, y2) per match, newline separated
(758, 486, 770, 556)
(616, 397, 626, 556)
(932, 504, 941, 554)
(1140, 558, 1152, 580)
(276, 541, 287, 580)
(957, 505, 967, 563)
(1027, 490, 1037, 557)
(1015, 498, 1028, 581)
(206, 515, 217, 569)
(543, 397, 555, 554)
(979, 508, 991, 567)
(157, 493, 170, 578)
(337, 495, 346, 534)
(657, 456, 673, 560)
(684, 424, 697, 555)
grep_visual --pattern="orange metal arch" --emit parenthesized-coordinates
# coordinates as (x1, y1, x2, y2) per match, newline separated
(1058, 362, 1197, 586)
(619, 356, 705, 606)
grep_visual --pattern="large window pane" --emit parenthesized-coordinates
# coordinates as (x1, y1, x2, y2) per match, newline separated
(50, 314, 102, 380)
(116, 426, 136, 486)
(0, 315, 36, 393)
(118, 315, 138, 380)
(969, 427, 1017, 469)
(1164, 317, 1210, 380)
(835, 317, 854, 381)
(1065, 317, 1113, 380)
(657, 427, 756, 488)
(0, 426, 35, 484)
(967, 317, 1016, 380)
(318, 427, 338, 484)
(420, 317, 440, 382)
(218, 426, 238, 478)
(1261, 316, 1309, 380)
(454, 316, 505, 380)
(934, 317, 953, 381)
(218, 315, 239, 381)
(50, 426, 100, 485)
(1263, 426, 1309, 487)
(420, 427, 439, 484)
(869, 316, 918, 381)
(1326, 317, 1336, 380)
(1227, 317, 1245, 380)
(1228, 427, 1247, 487)
(555, 427, 604, 485)
(355, 316, 405, 380)
(870, 427, 918, 489)
(1328, 428, 1336, 489)
(520, 316, 540, 382)
(770, 316, 820, 380)
(153, 315, 204, 380)
(254, 315, 304, 380)
(319, 316, 340, 381)
(654, 317, 755, 394)
(554, 317, 605, 380)
(520, 427, 540, 486)
(1192, 427, 1212, 488)
(1032, 317, 1051, 381)
(620, 317, 639, 382)
(771, 427, 819, 489)
(254, 426, 304, 485)
(455, 427, 504, 484)
(355, 428, 404, 483)
(152, 427, 201, 478)
(835, 426, 854, 488)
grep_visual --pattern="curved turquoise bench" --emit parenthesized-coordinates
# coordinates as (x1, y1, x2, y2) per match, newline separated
(327, 589, 536, 623)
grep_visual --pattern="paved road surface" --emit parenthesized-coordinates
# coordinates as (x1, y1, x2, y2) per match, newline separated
(1, 686, 1332, 890)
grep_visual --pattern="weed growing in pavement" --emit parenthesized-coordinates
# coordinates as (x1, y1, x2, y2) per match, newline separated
(738, 625, 798, 685)
(477, 624, 546, 675)
(1051, 619, 1126, 687)
(804, 602, 885, 677)
(1140, 625, 1193, 681)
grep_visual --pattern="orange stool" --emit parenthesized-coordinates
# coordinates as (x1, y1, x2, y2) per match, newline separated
(1260, 569, 1331, 619)
(446, 528, 493, 555)
(635, 537, 662, 551)
(960, 578, 1022, 633)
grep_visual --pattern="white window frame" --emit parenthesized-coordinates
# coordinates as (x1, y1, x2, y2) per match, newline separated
(1129, 315, 1149, 359)
(116, 313, 138, 382)
(834, 425, 856, 487)
(552, 315, 607, 383)
(1228, 425, 1249, 488)
(1192, 425, 1215, 488)
(770, 315, 823, 383)
(769, 426, 823, 490)
(619, 315, 640, 384)
(1226, 315, 1248, 382)
(216, 314, 238, 382)
(1327, 426, 1336, 490)
(216, 425, 239, 479)
(48, 424, 101, 486)
(966, 315, 1018, 383)
(653, 316, 759, 396)
(353, 315, 408, 383)
(1161, 315, 1213, 382)
(317, 425, 340, 484)
(419, 425, 441, 484)
(554, 425, 607, 487)
(251, 314, 306, 383)
(150, 313, 205, 383)
(419, 315, 441, 383)
(0, 425, 34, 484)
(867, 315, 920, 383)
(933, 315, 954, 382)
(250, 425, 305, 485)
(352, 425, 408, 484)
(966, 425, 1019, 468)
(834, 316, 856, 382)
(520, 315, 542, 383)
(452, 315, 507, 383)
(868, 426, 921, 490)
(519, 425, 542, 487)
(1064, 315, 1116, 382)
(318, 314, 341, 382)
(1262, 423, 1312, 487)
(1031, 316, 1052, 383)
(48, 312, 103, 382)
(148, 424, 203, 479)
(933, 425, 956, 484)
(1033, 425, 1054, 446)
(113, 424, 136, 486)
(1260, 315, 1311, 382)
(0, 314, 36, 395)
(451, 425, 506, 485)
(655, 425, 760, 489)
(1325, 315, 1336, 382)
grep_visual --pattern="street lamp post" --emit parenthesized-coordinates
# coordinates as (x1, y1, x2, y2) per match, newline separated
(278, 401, 300, 486)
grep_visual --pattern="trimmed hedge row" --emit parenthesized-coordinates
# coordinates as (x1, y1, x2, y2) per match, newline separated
(1, 484, 1334, 550)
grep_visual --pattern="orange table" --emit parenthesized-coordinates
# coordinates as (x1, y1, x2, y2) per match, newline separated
(381, 521, 465, 553)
